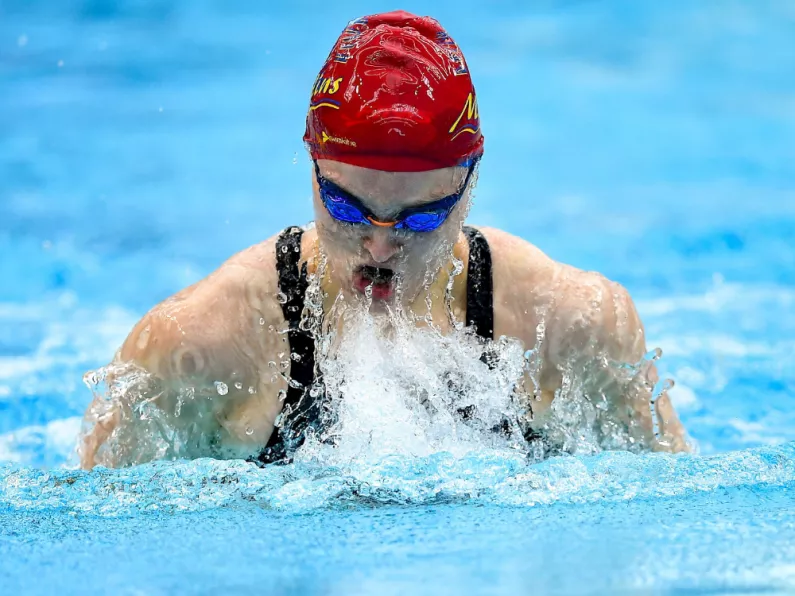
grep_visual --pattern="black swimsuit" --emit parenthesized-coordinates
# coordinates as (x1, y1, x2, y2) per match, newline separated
(254, 225, 499, 465)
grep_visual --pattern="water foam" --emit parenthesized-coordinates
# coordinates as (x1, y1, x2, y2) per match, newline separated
(1, 442, 792, 516)
(295, 306, 530, 466)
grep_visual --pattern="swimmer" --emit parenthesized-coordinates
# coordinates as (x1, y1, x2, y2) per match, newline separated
(79, 10, 689, 469)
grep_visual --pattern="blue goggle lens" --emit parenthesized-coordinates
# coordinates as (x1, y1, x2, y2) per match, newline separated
(322, 191, 369, 224)
(397, 210, 449, 232)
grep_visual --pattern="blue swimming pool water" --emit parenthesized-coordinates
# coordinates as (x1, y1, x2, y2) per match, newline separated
(2, 0, 794, 593)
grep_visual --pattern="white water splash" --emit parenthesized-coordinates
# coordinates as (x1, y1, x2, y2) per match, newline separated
(296, 306, 530, 466)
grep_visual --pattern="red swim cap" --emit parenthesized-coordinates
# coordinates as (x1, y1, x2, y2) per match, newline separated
(304, 10, 484, 172)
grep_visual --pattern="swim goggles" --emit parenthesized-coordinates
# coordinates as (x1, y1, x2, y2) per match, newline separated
(314, 159, 478, 233)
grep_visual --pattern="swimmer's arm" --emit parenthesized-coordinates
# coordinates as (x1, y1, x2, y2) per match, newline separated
(79, 258, 288, 469)
(570, 278, 690, 453)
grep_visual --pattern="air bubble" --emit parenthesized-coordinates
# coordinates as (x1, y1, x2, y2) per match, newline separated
(277, 292, 288, 304)
(281, 245, 288, 254)
(245, 427, 254, 436)
(214, 381, 228, 395)
(234, 382, 243, 390)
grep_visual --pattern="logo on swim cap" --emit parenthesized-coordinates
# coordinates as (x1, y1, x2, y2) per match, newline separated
(309, 75, 344, 111)
(333, 16, 369, 64)
(304, 10, 484, 172)
(449, 93, 480, 140)
(435, 30, 469, 76)
(320, 131, 357, 147)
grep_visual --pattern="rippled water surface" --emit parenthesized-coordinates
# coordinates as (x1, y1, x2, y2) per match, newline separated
(2, 0, 794, 594)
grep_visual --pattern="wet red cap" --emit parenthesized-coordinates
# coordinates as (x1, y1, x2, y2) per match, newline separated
(304, 10, 484, 172)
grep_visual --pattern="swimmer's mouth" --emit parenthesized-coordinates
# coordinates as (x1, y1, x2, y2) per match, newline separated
(360, 266, 394, 284)
(353, 265, 395, 300)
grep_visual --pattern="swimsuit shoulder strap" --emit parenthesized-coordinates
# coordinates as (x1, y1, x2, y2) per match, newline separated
(463, 226, 494, 341)
(275, 225, 309, 329)
(256, 226, 316, 464)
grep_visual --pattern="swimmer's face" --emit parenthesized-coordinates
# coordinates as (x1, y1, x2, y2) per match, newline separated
(312, 159, 472, 306)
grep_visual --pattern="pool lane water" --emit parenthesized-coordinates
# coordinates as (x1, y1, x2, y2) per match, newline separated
(1, 1, 794, 593)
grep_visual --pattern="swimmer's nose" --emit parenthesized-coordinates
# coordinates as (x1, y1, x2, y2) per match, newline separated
(363, 228, 401, 263)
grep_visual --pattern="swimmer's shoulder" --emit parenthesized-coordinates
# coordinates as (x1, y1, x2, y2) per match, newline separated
(119, 227, 317, 374)
(473, 226, 559, 304)
(475, 226, 642, 357)
(476, 225, 628, 305)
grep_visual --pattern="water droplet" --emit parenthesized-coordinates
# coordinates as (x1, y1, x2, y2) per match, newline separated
(294, 245, 300, 252)
(292, 152, 298, 165)
(276, 292, 287, 304)
(277, 389, 287, 402)
(644, 348, 663, 362)
(247, 386, 256, 394)
(214, 381, 228, 395)
(234, 382, 243, 390)
(290, 352, 302, 362)
(281, 245, 288, 254)
(259, 317, 265, 325)
(245, 427, 254, 436)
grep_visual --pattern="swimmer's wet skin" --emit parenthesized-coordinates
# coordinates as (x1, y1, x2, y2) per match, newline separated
(78, 10, 690, 469)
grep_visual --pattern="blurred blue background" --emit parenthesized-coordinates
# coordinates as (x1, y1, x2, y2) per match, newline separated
(1, 2, 795, 593)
